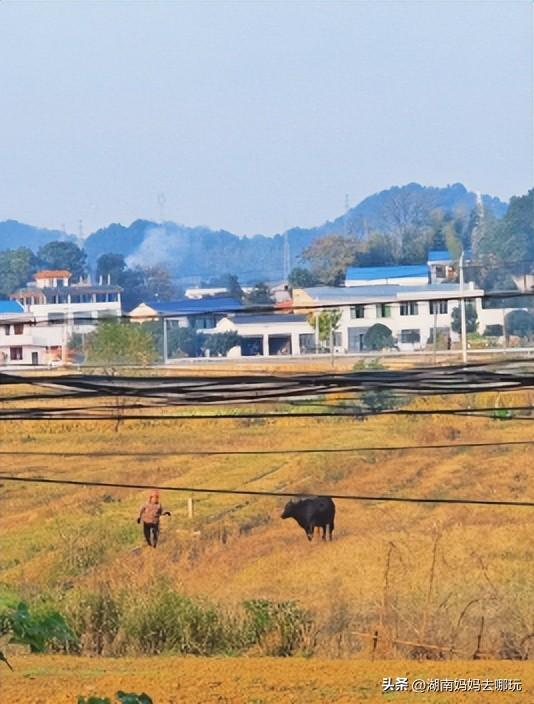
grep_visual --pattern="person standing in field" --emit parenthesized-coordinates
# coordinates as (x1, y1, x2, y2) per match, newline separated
(137, 490, 170, 548)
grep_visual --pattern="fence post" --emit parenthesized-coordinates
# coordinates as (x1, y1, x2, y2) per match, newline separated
(187, 496, 194, 519)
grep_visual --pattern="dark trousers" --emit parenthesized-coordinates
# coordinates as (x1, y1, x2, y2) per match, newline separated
(143, 522, 160, 547)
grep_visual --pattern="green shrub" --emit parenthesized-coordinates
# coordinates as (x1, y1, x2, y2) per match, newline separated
(123, 590, 236, 655)
(67, 588, 121, 655)
(0, 601, 77, 652)
(243, 599, 313, 656)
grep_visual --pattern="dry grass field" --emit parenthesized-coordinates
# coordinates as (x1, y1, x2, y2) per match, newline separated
(0, 368, 532, 701)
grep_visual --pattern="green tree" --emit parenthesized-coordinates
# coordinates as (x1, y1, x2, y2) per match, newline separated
(201, 332, 241, 356)
(358, 233, 399, 267)
(168, 327, 202, 358)
(0, 247, 38, 296)
(38, 241, 87, 280)
(300, 235, 359, 285)
(244, 283, 273, 305)
(451, 302, 478, 334)
(363, 323, 395, 351)
(504, 309, 534, 339)
(86, 322, 157, 365)
(288, 267, 318, 288)
(479, 190, 534, 271)
(222, 274, 244, 301)
(96, 253, 127, 283)
(142, 266, 176, 301)
(308, 309, 341, 347)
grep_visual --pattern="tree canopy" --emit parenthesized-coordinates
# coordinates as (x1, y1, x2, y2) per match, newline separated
(363, 323, 395, 351)
(451, 302, 478, 334)
(0, 247, 38, 297)
(86, 321, 157, 366)
(300, 235, 359, 286)
(37, 241, 87, 280)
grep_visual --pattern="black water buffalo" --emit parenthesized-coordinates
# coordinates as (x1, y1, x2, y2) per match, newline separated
(281, 496, 335, 541)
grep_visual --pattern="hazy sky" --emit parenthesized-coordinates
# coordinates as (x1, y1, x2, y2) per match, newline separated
(0, 0, 532, 236)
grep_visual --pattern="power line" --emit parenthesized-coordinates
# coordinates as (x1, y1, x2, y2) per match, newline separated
(0, 438, 532, 458)
(0, 405, 532, 422)
(2, 359, 533, 405)
(0, 474, 532, 508)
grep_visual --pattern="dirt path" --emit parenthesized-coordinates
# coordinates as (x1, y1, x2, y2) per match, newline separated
(1, 655, 532, 703)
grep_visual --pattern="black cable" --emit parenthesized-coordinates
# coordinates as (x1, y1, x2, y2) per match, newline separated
(2, 359, 533, 405)
(0, 404, 532, 421)
(0, 474, 532, 508)
(0, 438, 532, 458)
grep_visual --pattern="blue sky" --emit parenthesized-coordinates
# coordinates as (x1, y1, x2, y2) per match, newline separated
(0, 0, 532, 236)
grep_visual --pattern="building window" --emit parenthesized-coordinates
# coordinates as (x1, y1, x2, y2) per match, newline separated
(400, 301, 418, 316)
(429, 300, 448, 315)
(13, 323, 24, 335)
(350, 305, 365, 319)
(4, 324, 10, 336)
(10, 346, 23, 361)
(299, 333, 315, 353)
(400, 329, 420, 344)
(48, 313, 65, 325)
(70, 294, 81, 303)
(376, 303, 391, 318)
(194, 317, 216, 329)
(96, 293, 107, 303)
(333, 332, 342, 347)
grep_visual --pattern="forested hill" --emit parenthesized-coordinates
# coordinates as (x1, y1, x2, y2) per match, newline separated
(0, 183, 508, 282)
(0, 220, 74, 251)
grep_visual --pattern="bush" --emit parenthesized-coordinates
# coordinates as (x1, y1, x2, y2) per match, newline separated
(484, 324, 503, 337)
(243, 599, 314, 656)
(505, 309, 534, 339)
(0, 601, 77, 653)
(122, 590, 237, 655)
(86, 322, 157, 366)
(67, 588, 121, 655)
(201, 331, 241, 356)
(363, 324, 395, 351)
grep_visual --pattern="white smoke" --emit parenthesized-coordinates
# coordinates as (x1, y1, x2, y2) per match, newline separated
(126, 225, 179, 269)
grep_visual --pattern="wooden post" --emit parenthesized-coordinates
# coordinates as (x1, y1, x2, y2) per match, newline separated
(187, 496, 194, 519)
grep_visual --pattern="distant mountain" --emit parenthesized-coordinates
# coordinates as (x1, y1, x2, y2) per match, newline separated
(0, 220, 74, 252)
(0, 183, 508, 283)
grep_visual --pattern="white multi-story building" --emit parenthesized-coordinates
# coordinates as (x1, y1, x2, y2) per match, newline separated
(293, 282, 485, 352)
(0, 300, 63, 366)
(12, 270, 122, 335)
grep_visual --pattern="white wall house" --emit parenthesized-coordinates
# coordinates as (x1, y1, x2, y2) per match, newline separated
(12, 270, 122, 337)
(214, 314, 315, 356)
(0, 300, 63, 367)
(293, 283, 485, 352)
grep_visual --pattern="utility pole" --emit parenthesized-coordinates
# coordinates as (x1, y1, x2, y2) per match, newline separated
(162, 316, 168, 364)
(432, 306, 438, 364)
(459, 251, 467, 363)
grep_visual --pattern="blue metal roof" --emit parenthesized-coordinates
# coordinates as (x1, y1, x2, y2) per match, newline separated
(0, 300, 24, 314)
(346, 265, 429, 281)
(428, 250, 452, 262)
(146, 297, 242, 315)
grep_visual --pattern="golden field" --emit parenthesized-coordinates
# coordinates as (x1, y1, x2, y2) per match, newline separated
(0, 368, 533, 701)
(0, 655, 532, 704)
